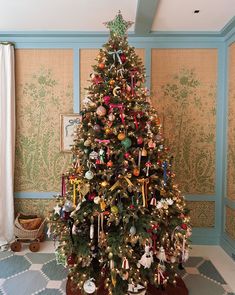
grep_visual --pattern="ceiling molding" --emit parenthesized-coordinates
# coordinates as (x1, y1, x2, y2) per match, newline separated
(134, 0, 160, 34)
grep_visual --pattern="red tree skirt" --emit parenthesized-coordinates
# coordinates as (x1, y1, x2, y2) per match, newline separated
(66, 276, 188, 295)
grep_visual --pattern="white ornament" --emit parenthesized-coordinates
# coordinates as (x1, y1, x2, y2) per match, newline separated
(108, 113, 115, 121)
(84, 139, 91, 147)
(138, 245, 153, 269)
(170, 256, 176, 263)
(46, 225, 51, 238)
(130, 226, 136, 235)
(157, 246, 166, 263)
(166, 198, 174, 205)
(85, 170, 94, 180)
(156, 201, 163, 209)
(53, 204, 61, 215)
(89, 151, 98, 160)
(83, 279, 96, 294)
(94, 196, 101, 204)
(63, 200, 74, 212)
(90, 224, 94, 240)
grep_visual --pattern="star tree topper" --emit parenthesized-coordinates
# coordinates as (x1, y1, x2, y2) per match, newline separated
(104, 10, 133, 36)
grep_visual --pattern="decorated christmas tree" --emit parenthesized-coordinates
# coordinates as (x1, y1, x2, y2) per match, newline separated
(49, 12, 191, 295)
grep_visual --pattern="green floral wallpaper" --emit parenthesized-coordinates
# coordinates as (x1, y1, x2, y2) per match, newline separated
(186, 201, 215, 227)
(151, 49, 217, 195)
(15, 49, 73, 192)
(227, 43, 235, 201)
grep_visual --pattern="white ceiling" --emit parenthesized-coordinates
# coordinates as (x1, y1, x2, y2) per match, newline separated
(152, 0, 235, 32)
(0, 0, 234, 32)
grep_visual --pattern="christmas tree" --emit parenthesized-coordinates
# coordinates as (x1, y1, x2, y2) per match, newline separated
(49, 12, 191, 295)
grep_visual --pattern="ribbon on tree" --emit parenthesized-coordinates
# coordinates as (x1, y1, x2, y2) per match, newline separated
(109, 103, 125, 125)
(163, 161, 168, 184)
(157, 267, 165, 285)
(95, 139, 110, 144)
(61, 174, 66, 197)
(130, 111, 144, 129)
(147, 224, 158, 253)
(70, 178, 82, 206)
(108, 49, 123, 65)
(130, 70, 138, 96)
(110, 176, 134, 191)
(122, 257, 129, 269)
(137, 178, 150, 207)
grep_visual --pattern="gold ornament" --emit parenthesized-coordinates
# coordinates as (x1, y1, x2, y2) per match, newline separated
(113, 86, 120, 97)
(118, 132, 126, 141)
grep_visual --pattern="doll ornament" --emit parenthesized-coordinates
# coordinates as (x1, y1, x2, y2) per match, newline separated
(138, 245, 153, 269)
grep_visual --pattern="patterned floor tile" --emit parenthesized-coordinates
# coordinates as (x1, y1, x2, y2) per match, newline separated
(60, 278, 67, 294)
(29, 264, 43, 270)
(37, 289, 63, 295)
(184, 274, 226, 295)
(2, 270, 48, 295)
(184, 256, 204, 267)
(0, 255, 31, 278)
(47, 280, 62, 289)
(42, 259, 68, 280)
(0, 252, 13, 261)
(0, 279, 5, 286)
(198, 260, 226, 284)
(26, 253, 56, 264)
(185, 267, 200, 274)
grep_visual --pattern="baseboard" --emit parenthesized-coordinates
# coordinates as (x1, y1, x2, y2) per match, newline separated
(220, 233, 235, 259)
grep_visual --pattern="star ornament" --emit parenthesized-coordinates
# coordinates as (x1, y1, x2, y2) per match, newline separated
(104, 11, 133, 36)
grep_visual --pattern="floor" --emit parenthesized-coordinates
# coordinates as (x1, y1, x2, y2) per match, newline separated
(0, 242, 234, 295)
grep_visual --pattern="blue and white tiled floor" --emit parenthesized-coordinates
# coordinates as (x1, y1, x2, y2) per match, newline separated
(0, 242, 234, 295)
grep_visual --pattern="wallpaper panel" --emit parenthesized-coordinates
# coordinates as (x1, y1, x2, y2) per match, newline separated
(15, 49, 73, 192)
(80, 48, 145, 107)
(151, 49, 217, 195)
(225, 206, 235, 240)
(227, 42, 235, 200)
(186, 201, 215, 227)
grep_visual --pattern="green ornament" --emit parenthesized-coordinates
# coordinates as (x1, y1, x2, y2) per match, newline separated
(111, 205, 119, 215)
(121, 137, 132, 149)
(104, 11, 133, 36)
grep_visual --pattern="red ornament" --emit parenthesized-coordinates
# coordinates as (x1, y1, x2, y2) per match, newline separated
(181, 223, 188, 230)
(92, 75, 103, 85)
(129, 204, 135, 210)
(88, 192, 96, 201)
(157, 160, 162, 166)
(124, 152, 131, 159)
(120, 54, 126, 63)
(137, 136, 143, 145)
(98, 63, 105, 69)
(103, 95, 111, 105)
(67, 253, 76, 266)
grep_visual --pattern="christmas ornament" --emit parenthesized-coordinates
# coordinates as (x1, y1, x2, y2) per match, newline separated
(94, 124, 101, 132)
(90, 218, 94, 239)
(100, 199, 106, 211)
(157, 246, 167, 263)
(181, 223, 188, 230)
(89, 151, 98, 160)
(98, 63, 105, 69)
(111, 205, 119, 214)
(67, 253, 76, 266)
(109, 79, 115, 86)
(120, 53, 126, 63)
(138, 245, 153, 269)
(103, 95, 111, 105)
(118, 132, 126, 141)
(130, 225, 136, 235)
(96, 105, 107, 117)
(53, 204, 61, 215)
(107, 160, 113, 167)
(99, 148, 105, 164)
(122, 257, 129, 269)
(121, 137, 132, 149)
(85, 170, 94, 180)
(63, 200, 74, 212)
(133, 167, 140, 177)
(148, 139, 156, 149)
(137, 136, 144, 145)
(108, 113, 115, 121)
(94, 196, 101, 204)
(92, 74, 103, 85)
(113, 86, 121, 96)
(141, 147, 147, 156)
(105, 127, 112, 135)
(83, 279, 96, 294)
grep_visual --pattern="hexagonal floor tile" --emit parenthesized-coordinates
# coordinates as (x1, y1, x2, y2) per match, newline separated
(184, 274, 225, 295)
(184, 256, 204, 267)
(42, 259, 68, 280)
(0, 252, 13, 261)
(2, 270, 48, 295)
(198, 260, 226, 284)
(26, 253, 55, 264)
(0, 255, 31, 278)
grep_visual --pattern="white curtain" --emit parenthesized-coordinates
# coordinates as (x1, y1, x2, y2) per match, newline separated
(0, 44, 15, 247)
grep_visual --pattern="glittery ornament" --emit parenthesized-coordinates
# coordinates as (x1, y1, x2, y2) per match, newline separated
(109, 79, 115, 86)
(137, 136, 144, 145)
(103, 95, 111, 105)
(121, 137, 132, 149)
(118, 132, 126, 141)
(111, 206, 119, 214)
(83, 279, 96, 294)
(85, 170, 94, 180)
(104, 11, 133, 36)
(108, 113, 115, 121)
(96, 105, 107, 116)
(94, 124, 101, 132)
(67, 253, 76, 266)
(120, 53, 126, 63)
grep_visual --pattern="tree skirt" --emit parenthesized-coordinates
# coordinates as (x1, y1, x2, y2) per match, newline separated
(66, 276, 188, 295)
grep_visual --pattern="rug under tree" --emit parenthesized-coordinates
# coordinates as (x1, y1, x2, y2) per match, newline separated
(66, 275, 188, 295)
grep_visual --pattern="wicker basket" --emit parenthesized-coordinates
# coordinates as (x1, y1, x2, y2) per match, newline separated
(14, 213, 45, 240)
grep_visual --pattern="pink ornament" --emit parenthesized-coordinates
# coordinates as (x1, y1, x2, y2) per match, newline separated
(124, 152, 130, 159)
(88, 192, 96, 201)
(148, 140, 156, 149)
(96, 105, 107, 117)
(137, 136, 143, 145)
(103, 95, 111, 105)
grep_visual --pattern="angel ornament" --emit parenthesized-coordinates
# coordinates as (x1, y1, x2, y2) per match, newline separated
(138, 245, 153, 269)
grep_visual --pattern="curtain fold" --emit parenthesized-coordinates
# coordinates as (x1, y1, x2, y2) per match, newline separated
(0, 44, 15, 247)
